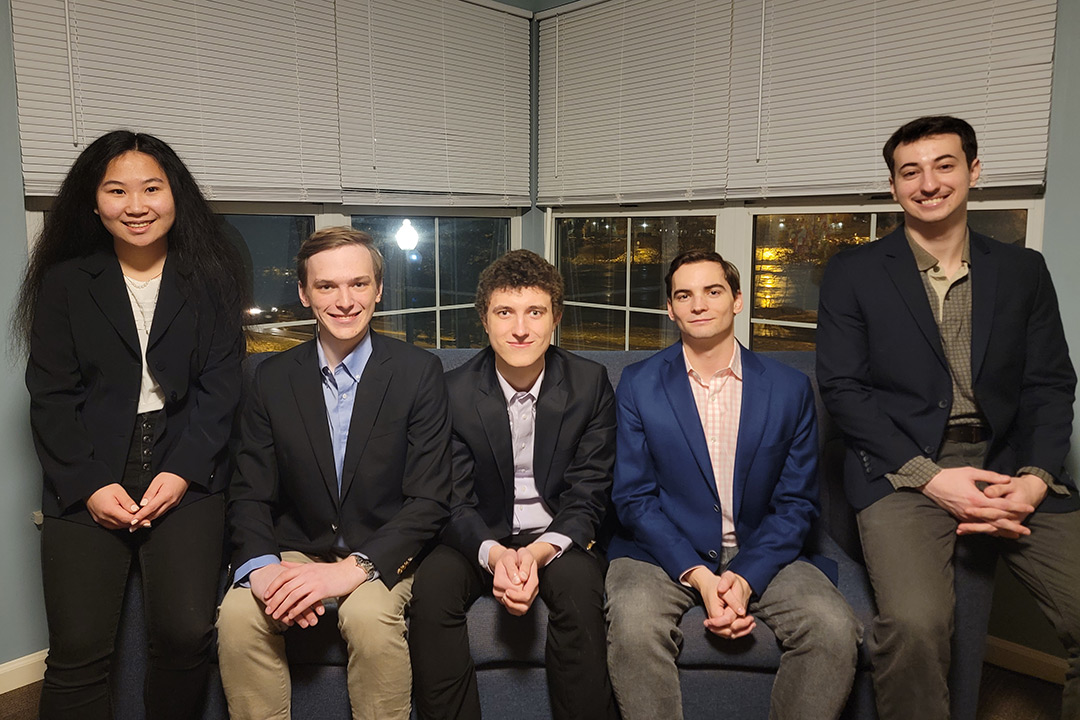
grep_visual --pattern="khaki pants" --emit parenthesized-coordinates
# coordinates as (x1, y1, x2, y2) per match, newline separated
(216, 551, 414, 720)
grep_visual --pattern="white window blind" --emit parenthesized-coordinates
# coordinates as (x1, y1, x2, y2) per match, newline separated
(538, 0, 1057, 205)
(11, 0, 342, 202)
(336, 0, 531, 206)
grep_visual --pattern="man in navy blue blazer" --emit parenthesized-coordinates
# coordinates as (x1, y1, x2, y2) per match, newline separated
(605, 250, 859, 720)
(818, 116, 1080, 720)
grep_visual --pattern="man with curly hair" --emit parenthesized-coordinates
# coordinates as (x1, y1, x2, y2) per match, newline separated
(409, 250, 618, 720)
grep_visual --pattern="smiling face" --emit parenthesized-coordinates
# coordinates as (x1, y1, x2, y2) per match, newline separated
(483, 286, 560, 390)
(298, 243, 383, 366)
(889, 133, 980, 230)
(666, 260, 743, 347)
(95, 150, 176, 257)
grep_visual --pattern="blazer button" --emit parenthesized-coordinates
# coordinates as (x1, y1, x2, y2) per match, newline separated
(331, 523, 338, 532)
(170, 391, 178, 402)
(707, 550, 718, 559)
(924, 445, 934, 454)
(713, 504, 720, 513)
(938, 400, 948, 409)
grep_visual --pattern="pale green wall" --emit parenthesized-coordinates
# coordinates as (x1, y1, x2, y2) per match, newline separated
(0, 0, 50, 665)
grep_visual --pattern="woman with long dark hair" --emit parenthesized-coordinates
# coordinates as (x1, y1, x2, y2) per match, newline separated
(17, 130, 246, 719)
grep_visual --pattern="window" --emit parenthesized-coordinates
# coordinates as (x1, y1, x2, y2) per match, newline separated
(557, 215, 716, 350)
(220, 214, 315, 353)
(750, 205, 1033, 351)
(351, 215, 511, 348)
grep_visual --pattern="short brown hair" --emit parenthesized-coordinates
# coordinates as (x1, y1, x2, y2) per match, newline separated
(296, 226, 384, 287)
(475, 249, 564, 318)
(665, 250, 741, 298)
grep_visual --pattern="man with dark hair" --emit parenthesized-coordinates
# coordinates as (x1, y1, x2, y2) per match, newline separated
(217, 227, 453, 720)
(818, 115, 1080, 719)
(409, 249, 618, 720)
(605, 250, 859, 720)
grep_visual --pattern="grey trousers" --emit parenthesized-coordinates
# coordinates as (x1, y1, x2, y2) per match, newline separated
(858, 440, 1080, 720)
(605, 554, 860, 720)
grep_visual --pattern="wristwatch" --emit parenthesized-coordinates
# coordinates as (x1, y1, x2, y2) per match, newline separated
(353, 555, 376, 582)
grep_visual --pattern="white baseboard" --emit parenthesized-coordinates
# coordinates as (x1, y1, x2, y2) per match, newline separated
(0, 649, 47, 695)
(985, 636, 1067, 685)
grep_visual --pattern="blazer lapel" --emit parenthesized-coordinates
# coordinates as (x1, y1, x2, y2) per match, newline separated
(732, 348, 768, 525)
(84, 253, 140, 356)
(881, 229, 948, 369)
(477, 357, 515, 508)
(147, 255, 186, 350)
(660, 344, 717, 498)
(969, 233, 997, 382)
(289, 342, 339, 505)
(533, 351, 567, 498)
(340, 334, 393, 501)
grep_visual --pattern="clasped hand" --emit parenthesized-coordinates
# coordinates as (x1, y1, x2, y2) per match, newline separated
(250, 558, 369, 629)
(686, 567, 756, 639)
(86, 472, 189, 531)
(489, 543, 556, 616)
(920, 468, 1047, 539)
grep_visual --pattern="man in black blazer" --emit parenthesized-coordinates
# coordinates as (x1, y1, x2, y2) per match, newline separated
(409, 250, 618, 720)
(817, 116, 1080, 719)
(216, 227, 452, 720)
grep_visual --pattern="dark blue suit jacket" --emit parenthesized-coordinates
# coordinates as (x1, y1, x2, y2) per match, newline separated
(608, 341, 833, 597)
(817, 226, 1078, 513)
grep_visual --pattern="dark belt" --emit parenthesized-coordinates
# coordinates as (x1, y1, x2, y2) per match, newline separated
(943, 424, 989, 444)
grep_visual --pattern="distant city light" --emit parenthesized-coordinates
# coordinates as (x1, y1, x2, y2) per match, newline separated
(248, 307, 263, 316)
(396, 219, 419, 250)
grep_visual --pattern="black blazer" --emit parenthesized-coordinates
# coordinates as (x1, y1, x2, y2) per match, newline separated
(817, 226, 1078, 512)
(439, 346, 616, 564)
(26, 251, 244, 525)
(227, 333, 453, 588)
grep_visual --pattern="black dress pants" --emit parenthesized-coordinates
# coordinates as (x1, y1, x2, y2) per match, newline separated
(39, 414, 225, 720)
(409, 543, 618, 720)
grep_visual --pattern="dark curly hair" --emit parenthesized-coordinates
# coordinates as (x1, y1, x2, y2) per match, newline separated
(475, 249, 564, 318)
(13, 130, 248, 351)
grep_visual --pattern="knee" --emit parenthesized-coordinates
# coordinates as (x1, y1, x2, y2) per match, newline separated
(793, 603, 861, 665)
(338, 595, 407, 657)
(606, 592, 673, 657)
(150, 614, 214, 661)
(880, 600, 951, 647)
(215, 586, 271, 647)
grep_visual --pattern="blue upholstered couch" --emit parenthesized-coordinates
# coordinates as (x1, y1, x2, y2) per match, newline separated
(110, 349, 998, 720)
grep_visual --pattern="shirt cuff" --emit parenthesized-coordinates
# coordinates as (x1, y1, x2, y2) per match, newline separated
(1017, 466, 1071, 497)
(350, 552, 380, 582)
(886, 456, 943, 490)
(233, 554, 280, 588)
(479, 539, 499, 574)
(534, 532, 572, 566)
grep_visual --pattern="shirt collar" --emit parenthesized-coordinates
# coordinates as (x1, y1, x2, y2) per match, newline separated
(495, 365, 545, 404)
(316, 330, 373, 382)
(683, 341, 743, 382)
(904, 226, 971, 272)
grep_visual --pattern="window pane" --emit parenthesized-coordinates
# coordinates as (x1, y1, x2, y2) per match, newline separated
(559, 306, 625, 350)
(876, 212, 903, 239)
(440, 308, 488, 349)
(751, 323, 817, 352)
(371, 312, 437, 348)
(629, 216, 715, 310)
(969, 209, 1027, 246)
(352, 216, 436, 310)
(558, 218, 627, 306)
(753, 214, 870, 325)
(628, 311, 680, 351)
(439, 218, 510, 306)
(247, 324, 313, 354)
(221, 214, 313, 319)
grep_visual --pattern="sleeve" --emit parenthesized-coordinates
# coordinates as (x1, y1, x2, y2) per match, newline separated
(1010, 252, 1076, 478)
(439, 419, 494, 563)
(26, 267, 116, 511)
(353, 353, 453, 586)
(159, 292, 244, 492)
